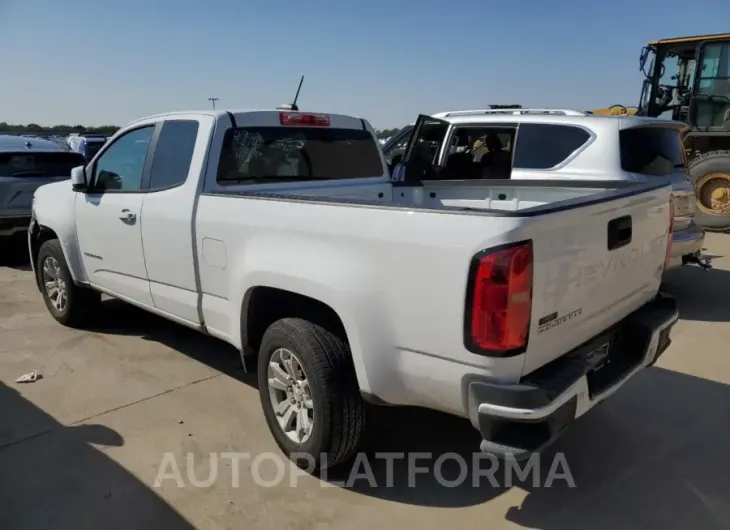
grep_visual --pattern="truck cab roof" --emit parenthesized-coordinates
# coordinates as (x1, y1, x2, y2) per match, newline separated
(127, 109, 374, 132)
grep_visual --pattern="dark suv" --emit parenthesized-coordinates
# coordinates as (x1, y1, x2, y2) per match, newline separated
(0, 135, 85, 238)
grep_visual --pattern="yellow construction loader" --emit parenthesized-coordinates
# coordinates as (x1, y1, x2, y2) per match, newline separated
(591, 33, 730, 231)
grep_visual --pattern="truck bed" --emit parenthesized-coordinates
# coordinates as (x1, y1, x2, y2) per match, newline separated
(206, 178, 665, 216)
(197, 178, 672, 413)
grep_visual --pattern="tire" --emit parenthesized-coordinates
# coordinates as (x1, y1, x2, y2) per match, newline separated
(257, 318, 367, 471)
(37, 239, 101, 327)
(688, 150, 730, 231)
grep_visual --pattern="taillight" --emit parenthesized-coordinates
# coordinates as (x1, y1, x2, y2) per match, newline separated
(465, 241, 533, 356)
(279, 112, 330, 127)
(664, 200, 674, 270)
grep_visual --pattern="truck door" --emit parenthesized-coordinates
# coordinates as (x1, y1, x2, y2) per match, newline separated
(392, 114, 449, 183)
(74, 124, 158, 306)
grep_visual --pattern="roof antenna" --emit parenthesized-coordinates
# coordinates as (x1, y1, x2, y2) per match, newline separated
(277, 75, 304, 111)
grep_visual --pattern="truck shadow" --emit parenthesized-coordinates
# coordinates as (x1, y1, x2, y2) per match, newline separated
(499, 367, 730, 529)
(333, 367, 730, 529)
(92, 298, 255, 386)
(0, 235, 32, 271)
(0, 381, 195, 530)
(90, 299, 730, 527)
(662, 265, 730, 322)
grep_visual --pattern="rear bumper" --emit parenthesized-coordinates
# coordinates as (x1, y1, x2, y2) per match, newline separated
(667, 221, 705, 270)
(468, 293, 679, 460)
(0, 215, 31, 236)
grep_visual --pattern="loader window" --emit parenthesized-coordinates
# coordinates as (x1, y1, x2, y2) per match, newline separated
(619, 127, 685, 176)
(695, 42, 730, 129)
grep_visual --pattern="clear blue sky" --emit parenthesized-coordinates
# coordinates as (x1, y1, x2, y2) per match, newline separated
(1, 0, 729, 129)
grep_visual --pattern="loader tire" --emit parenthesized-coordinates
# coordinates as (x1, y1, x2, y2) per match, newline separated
(689, 150, 730, 231)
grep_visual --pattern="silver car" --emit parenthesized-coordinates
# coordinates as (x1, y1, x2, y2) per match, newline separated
(0, 135, 85, 238)
(382, 108, 709, 271)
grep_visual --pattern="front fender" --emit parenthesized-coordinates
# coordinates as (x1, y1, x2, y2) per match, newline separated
(32, 182, 87, 284)
(231, 237, 396, 395)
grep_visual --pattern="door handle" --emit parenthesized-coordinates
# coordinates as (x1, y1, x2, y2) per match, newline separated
(119, 209, 136, 222)
(607, 215, 632, 250)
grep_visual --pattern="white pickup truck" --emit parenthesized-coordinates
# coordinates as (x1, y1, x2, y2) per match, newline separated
(29, 108, 679, 469)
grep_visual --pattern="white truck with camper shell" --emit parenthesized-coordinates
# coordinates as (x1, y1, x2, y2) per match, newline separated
(29, 107, 679, 469)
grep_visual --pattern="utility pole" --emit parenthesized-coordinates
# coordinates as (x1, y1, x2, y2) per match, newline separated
(208, 97, 219, 110)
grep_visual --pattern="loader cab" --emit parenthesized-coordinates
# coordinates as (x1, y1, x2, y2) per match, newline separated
(639, 34, 730, 132)
(639, 34, 730, 232)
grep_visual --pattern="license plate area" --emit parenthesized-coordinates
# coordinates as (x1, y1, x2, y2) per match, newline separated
(585, 327, 647, 398)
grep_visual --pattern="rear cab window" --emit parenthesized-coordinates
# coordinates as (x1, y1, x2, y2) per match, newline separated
(619, 126, 685, 176)
(0, 152, 86, 177)
(216, 115, 384, 185)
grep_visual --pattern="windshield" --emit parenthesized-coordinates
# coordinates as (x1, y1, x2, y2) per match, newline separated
(0, 152, 86, 177)
(217, 127, 384, 184)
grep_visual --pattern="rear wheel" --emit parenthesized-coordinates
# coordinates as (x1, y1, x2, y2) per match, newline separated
(257, 318, 367, 471)
(37, 239, 101, 327)
(689, 150, 730, 231)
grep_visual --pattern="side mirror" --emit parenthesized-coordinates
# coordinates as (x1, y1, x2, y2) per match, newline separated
(639, 46, 649, 72)
(71, 166, 88, 192)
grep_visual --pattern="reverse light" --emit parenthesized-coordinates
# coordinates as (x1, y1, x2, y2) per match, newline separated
(665, 200, 674, 270)
(279, 112, 330, 127)
(465, 241, 533, 356)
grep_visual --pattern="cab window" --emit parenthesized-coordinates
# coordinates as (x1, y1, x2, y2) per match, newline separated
(382, 126, 413, 167)
(92, 126, 155, 192)
(513, 124, 591, 170)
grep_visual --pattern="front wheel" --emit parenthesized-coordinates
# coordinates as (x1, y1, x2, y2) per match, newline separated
(257, 318, 367, 471)
(689, 150, 730, 231)
(37, 239, 101, 327)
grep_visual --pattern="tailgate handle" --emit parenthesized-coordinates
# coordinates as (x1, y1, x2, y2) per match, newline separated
(607, 215, 632, 251)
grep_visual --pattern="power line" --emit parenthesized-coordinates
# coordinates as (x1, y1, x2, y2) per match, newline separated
(208, 97, 219, 110)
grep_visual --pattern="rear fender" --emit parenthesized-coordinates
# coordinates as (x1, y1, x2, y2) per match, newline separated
(231, 242, 394, 395)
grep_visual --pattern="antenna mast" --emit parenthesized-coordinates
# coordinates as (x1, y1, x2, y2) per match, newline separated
(290, 76, 304, 111)
(276, 76, 305, 112)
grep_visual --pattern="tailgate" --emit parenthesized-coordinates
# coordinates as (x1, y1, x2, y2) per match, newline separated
(521, 183, 672, 376)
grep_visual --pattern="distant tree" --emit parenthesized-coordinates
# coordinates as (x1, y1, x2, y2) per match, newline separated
(0, 122, 121, 136)
(375, 128, 400, 139)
